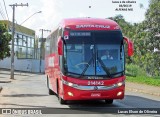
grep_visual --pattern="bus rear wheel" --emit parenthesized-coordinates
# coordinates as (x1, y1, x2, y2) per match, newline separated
(58, 96, 67, 105)
(56, 80, 67, 104)
(49, 89, 56, 95)
(105, 99, 113, 104)
(47, 76, 56, 95)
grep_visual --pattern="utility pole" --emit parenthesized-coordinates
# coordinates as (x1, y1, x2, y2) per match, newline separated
(9, 3, 28, 79)
(39, 29, 51, 73)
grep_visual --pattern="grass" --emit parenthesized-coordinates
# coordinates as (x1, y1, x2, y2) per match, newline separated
(126, 76, 160, 87)
(125, 64, 160, 86)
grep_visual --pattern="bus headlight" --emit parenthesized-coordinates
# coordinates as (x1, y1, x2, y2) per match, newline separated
(68, 82, 74, 87)
(68, 92, 74, 96)
(117, 81, 124, 87)
(62, 80, 78, 88)
(117, 91, 122, 96)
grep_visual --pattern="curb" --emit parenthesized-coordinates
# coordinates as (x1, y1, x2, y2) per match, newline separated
(0, 81, 11, 83)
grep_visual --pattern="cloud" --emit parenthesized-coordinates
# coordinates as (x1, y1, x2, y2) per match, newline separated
(2, 0, 149, 37)
(34, 0, 63, 36)
(40, 0, 62, 27)
(79, 13, 87, 18)
(15, 0, 63, 36)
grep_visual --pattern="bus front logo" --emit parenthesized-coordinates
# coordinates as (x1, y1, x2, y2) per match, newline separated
(94, 86, 98, 90)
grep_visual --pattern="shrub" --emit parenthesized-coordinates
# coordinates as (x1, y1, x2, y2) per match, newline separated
(126, 64, 146, 77)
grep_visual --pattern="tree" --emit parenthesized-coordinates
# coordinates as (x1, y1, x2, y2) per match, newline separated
(110, 0, 160, 76)
(108, 15, 135, 63)
(145, 0, 160, 50)
(143, 0, 160, 76)
(0, 23, 12, 60)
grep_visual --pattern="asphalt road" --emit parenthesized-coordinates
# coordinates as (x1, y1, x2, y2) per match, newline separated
(0, 73, 160, 116)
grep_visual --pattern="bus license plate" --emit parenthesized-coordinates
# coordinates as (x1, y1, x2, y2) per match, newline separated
(91, 93, 101, 97)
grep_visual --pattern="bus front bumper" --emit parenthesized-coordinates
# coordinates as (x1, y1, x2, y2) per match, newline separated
(62, 84, 125, 101)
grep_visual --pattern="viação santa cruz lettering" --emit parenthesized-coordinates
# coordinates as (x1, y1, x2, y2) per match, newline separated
(76, 24, 110, 29)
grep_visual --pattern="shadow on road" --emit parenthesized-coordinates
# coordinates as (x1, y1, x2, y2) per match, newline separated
(2, 94, 48, 97)
(67, 100, 116, 107)
(0, 94, 160, 114)
(67, 95, 160, 108)
(0, 72, 40, 77)
(122, 95, 160, 108)
(63, 95, 160, 114)
(0, 103, 47, 108)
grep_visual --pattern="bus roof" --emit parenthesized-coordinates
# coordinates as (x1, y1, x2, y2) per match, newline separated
(60, 18, 120, 31)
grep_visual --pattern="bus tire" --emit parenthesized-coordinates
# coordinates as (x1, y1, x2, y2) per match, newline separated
(58, 97, 66, 105)
(47, 76, 56, 95)
(49, 89, 56, 95)
(56, 80, 67, 104)
(105, 99, 113, 104)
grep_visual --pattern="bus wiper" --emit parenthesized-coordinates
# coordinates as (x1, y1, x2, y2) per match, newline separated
(78, 56, 94, 78)
(67, 72, 83, 78)
(110, 71, 125, 77)
(97, 57, 112, 78)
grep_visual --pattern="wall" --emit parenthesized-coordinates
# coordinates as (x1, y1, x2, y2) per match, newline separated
(0, 57, 44, 73)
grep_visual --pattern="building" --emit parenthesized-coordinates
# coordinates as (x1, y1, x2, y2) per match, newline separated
(1, 20, 35, 59)
(0, 20, 44, 73)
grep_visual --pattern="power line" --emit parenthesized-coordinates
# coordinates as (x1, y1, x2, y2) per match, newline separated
(2, 0, 10, 21)
(1, 0, 12, 31)
(0, 10, 5, 19)
(0, 2, 6, 19)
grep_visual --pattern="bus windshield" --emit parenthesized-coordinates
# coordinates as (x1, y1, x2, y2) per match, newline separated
(63, 31, 124, 79)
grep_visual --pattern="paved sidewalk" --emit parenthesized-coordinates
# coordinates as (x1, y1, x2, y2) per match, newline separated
(0, 70, 12, 94)
(125, 82, 160, 97)
(0, 69, 41, 94)
(0, 69, 160, 97)
(0, 70, 12, 83)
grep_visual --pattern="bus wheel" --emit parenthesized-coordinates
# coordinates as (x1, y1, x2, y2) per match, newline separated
(58, 97, 66, 104)
(105, 99, 113, 104)
(47, 76, 56, 95)
(49, 89, 56, 95)
(56, 80, 66, 104)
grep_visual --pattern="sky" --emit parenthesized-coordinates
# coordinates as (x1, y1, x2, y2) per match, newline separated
(0, 0, 149, 37)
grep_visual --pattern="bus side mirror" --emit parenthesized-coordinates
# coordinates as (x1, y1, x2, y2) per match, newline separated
(123, 37, 134, 56)
(57, 37, 63, 55)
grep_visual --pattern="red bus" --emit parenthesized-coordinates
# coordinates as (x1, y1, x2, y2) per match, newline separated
(45, 18, 133, 104)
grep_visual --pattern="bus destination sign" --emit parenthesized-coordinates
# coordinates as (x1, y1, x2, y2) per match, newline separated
(70, 32, 91, 37)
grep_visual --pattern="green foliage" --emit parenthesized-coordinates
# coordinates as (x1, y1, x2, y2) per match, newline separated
(126, 64, 146, 77)
(143, 0, 160, 76)
(110, 0, 160, 76)
(0, 23, 12, 60)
